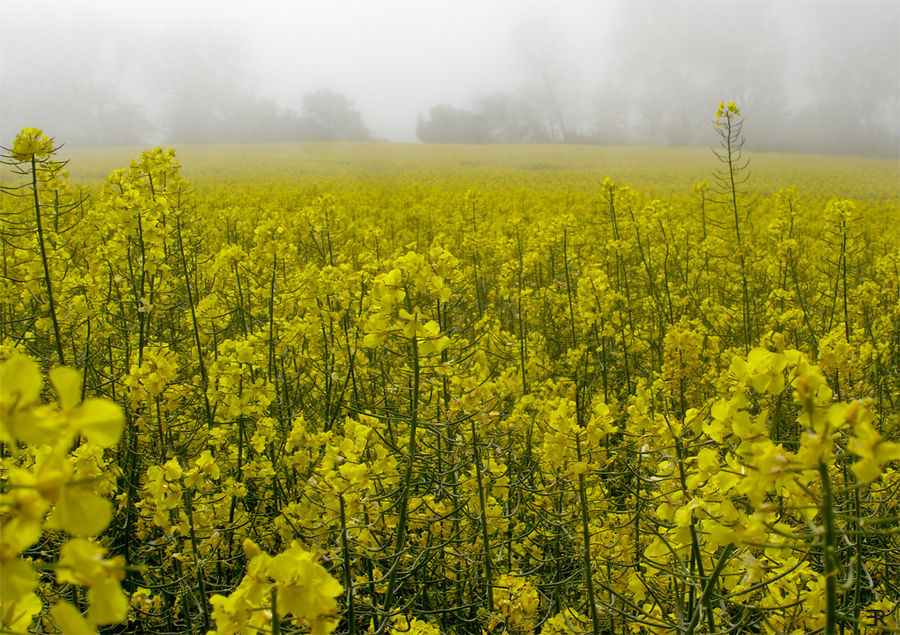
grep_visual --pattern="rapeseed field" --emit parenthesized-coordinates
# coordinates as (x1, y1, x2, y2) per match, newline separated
(2, 117, 899, 634)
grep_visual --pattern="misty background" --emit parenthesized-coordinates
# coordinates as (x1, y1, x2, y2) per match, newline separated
(2, 0, 898, 157)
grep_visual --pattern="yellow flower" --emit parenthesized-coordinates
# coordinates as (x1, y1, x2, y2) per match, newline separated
(268, 542, 343, 628)
(10, 127, 54, 162)
(50, 602, 96, 635)
(492, 573, 540, 632)
(57, 539, 127, 625)
(848, 414, 900, 484)
(399, 307, 424, 338)
(390, 615, 441, 634)
(0, 354, 46, 445)
(714, 100, 741, 122)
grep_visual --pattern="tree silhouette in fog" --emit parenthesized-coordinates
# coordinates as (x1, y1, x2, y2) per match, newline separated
(299, 90, 370, 141)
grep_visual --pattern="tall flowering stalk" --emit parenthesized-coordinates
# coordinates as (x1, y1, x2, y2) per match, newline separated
(2, 129, 66, 364)
(712, 101, 753, 353)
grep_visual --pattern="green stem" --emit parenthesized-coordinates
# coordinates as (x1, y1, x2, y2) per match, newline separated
(271, 587, 281, 635)
(723, 117, 752, 353)
(686, 545, 735, 632)
(576, 433, 600, 634)
(819, 460, 839, 634)
(183, 488, 211, 633)
(30, 155, 65, 365)
(470, 416, 495, 613)
(175, 214, 213, 425)
(339, 495, 357, 634)
(378, 329, 420, 632)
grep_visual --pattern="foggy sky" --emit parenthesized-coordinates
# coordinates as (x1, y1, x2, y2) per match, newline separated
(1, 0, 898, 155)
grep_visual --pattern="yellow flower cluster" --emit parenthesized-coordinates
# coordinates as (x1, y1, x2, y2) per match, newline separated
(1, 355, 125, 633)
(208, 539, 343, 634)
(715, 100, 741, 120)
(10, 127, 54, 162)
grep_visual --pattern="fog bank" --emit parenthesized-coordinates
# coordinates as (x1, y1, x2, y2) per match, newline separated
(2, 1, 897, 156)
